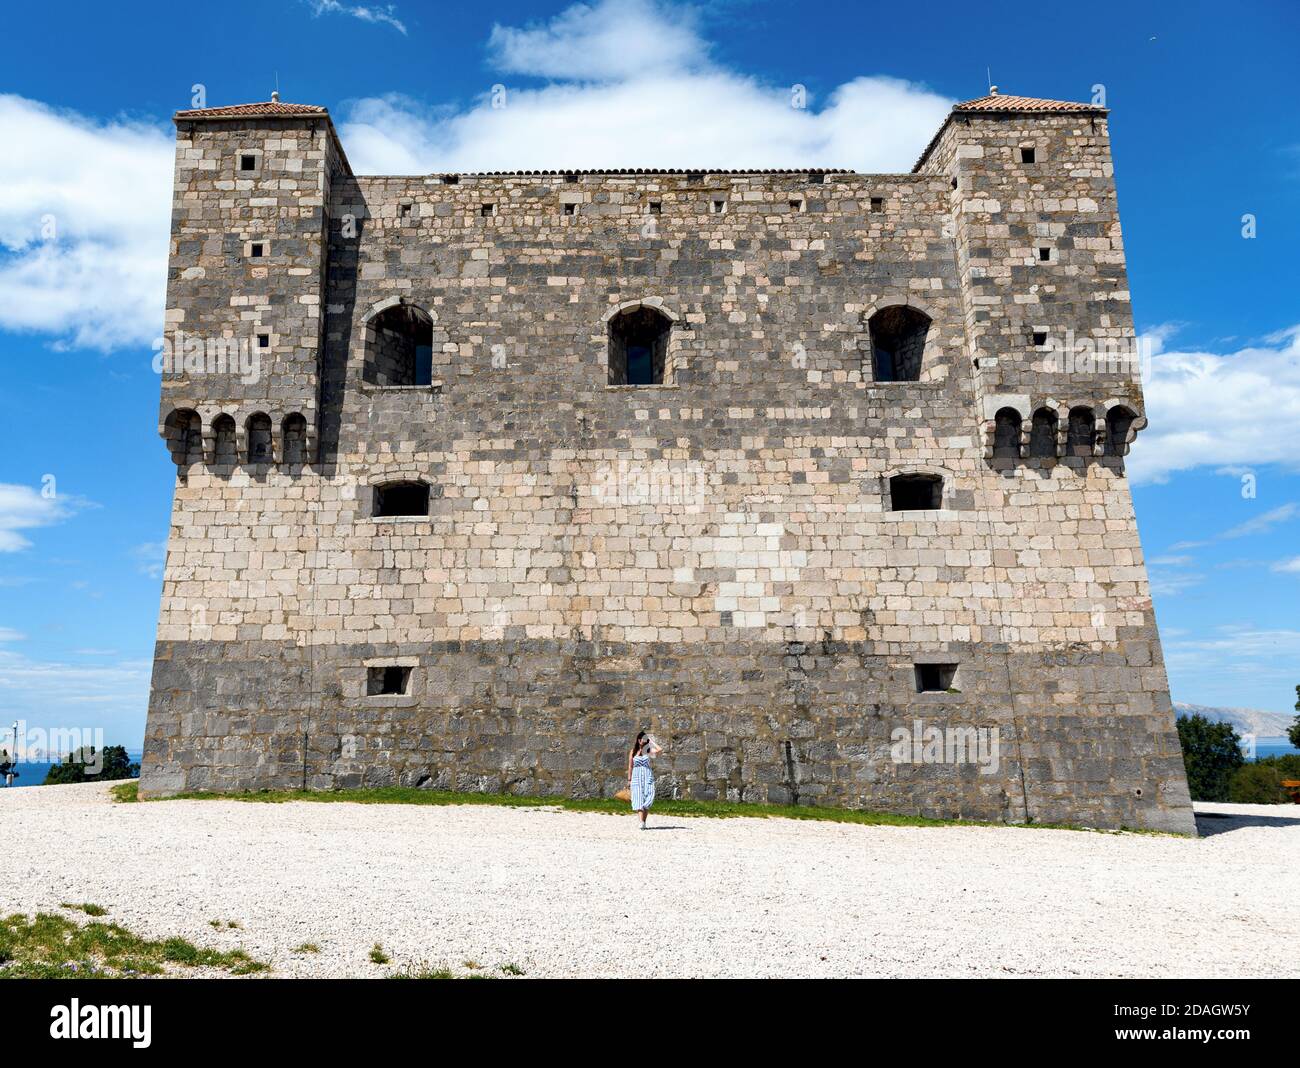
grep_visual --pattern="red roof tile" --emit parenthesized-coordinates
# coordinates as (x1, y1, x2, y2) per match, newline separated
(952, 93, 1105, 114)
(174, 100, 328, 119)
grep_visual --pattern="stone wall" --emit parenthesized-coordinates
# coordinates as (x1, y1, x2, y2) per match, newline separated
(141, 105, 1195, 834)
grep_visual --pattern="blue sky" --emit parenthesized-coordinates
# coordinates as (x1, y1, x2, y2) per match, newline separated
(1, 0, 1298, 746)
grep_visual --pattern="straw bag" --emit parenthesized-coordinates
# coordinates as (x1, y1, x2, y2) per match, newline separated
(614, 787, 631, 802)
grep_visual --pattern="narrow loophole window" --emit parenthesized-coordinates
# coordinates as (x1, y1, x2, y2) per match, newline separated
(1020, 147, 1036, 163)
(250, 242, 265, 258)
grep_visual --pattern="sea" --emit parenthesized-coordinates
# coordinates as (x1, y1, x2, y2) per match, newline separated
(1252, 739, 1300, 761)
(1, 751, 144, 789)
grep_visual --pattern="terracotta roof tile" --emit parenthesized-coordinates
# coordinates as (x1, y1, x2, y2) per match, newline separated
(174, 100, 328, 119)
(952, 93, 1105, 114)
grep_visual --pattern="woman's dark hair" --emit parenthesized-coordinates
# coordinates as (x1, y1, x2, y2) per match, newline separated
(631, 730, 647, 757)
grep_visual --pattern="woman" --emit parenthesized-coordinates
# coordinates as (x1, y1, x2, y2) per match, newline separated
(627, 730, 663, 830)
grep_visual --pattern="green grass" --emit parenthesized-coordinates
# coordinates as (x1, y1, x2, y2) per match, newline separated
(386, 958, 522, 980)
(59, 902, 107, 917)
(369, 943, 390, 965)
(109, 778, 1184, 835)
(0, 912, 268, 979)
(293, 942, 320, 954)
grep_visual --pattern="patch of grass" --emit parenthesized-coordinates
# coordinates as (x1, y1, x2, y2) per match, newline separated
(112, 778, 1189, 836)
(0, 912, 268, 979)
(293, 942, 320, 954)
(389, 961, 455, 979)
(208, 918, 242, 930)
(110, 781, 138, 803)
(499, 962, 525, 976)
(60, 902, 107, 917)
(462, 959, 481, 970)
(369, 943, 390, 965)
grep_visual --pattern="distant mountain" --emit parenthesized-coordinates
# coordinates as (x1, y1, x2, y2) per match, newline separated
(1174, 702, 1294, 740)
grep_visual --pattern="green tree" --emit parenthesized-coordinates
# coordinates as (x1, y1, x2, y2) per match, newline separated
(1176, 713, 1244, 802)
(1228, 762, 1286, 804)
(43, 745, 139, 785)
(1289, 684, 1300, 749)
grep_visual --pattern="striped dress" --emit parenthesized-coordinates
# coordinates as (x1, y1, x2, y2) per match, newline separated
(630, 752, 655, 811)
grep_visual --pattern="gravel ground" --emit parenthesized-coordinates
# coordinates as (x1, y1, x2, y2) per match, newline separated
(3, 781, 1297, 979)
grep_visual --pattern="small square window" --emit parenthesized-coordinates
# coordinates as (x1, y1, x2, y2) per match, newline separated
(1038, 247, 1051, 261)
(870, 196, 884, 212)
(239, 154, 257, 171)
(808, 172, 825, 184)
(1032, 330, 1048, 347)
(889, 474, 942, 511)
(648, 201, 662, 214)
(443, 175, 459, 185)
(256, 333, 270, 349)
(399, 203, 412, 220)
(711, 200, 726, 214)
(367, 665, 411, 696)
(686, 172, 704, 183)
(789, 199, 804, 212)
(564, 173, 579, 183)
(1020, 147, 1036, 164)
(563, 202, 577, 216)
(914, 663, 958, 693)
(480, 203, 495, 217)
(250, 242, 265, 258)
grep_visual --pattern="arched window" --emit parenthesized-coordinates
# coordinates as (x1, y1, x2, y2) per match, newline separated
(365, 303, 433, 386)
(889, 473, 943, 511)
(373, 480, 430, 518)
(1029, 408, 1058, 459)
(282, 413, 308, 466)
(993, 408, 1022, 459)
(608, 306, 671, 385)
(246, 412, 273, 464)
(164, 409, 202, 467)
(1105, 406, 1136, 457)
(211, 414, 237, 467)
(1067, 406, 1095, 457)
(869, 305, 930, 382)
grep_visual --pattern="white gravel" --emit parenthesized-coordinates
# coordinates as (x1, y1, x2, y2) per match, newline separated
(3, 781, 1297, 978)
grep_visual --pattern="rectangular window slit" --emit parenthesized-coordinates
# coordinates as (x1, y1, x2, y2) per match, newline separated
(563, 202, 577, 216)
(368, 665, 411, 696)
(1038, 247, 1051, 261)
(870, 196, 884, 212)
(648, 201, 662, 214)
(480, 203, 495, 216)
(256, 333, 270, 349)
(711, 200, 726, 213)
(1032, 330, 1048, 346)
(239, 154, 256, 171)
(1020, 147, 1036, 164)
(914, 663, 958, 693)
(250, 242, 264, 258)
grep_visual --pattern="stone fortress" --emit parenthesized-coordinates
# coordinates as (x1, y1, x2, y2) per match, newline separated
(141, 88, 1196, 833)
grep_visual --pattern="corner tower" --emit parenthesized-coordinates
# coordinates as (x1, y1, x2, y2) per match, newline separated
(159, 96, 350, 467)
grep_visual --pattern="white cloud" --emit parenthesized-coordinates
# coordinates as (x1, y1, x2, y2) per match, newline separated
(0, 647, 150, 743)
(0, 627, 26, 642)
(131, 541, 168, 579)
(1130, 324, 1300, 484)
(0, 483, 77, 552)
(308, 0, 406, 35)
(0, 95, 172, 352)
(339, 0, 952, 174)
(488, 0, 708, 80)
(1272, 556, 1300, 574)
